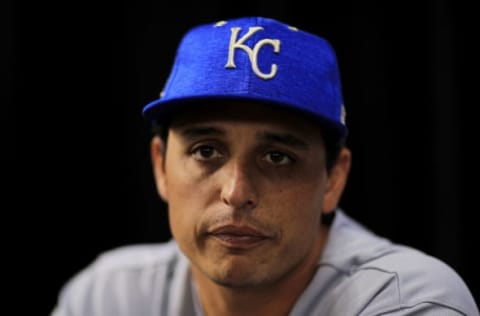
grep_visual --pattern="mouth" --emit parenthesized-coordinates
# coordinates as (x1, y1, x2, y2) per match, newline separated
(208, 225, 270, 250)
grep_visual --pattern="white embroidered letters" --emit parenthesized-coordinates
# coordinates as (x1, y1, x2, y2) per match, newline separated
(225, 27, 280, 80)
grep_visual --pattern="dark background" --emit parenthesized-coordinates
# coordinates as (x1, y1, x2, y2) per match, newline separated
(9, 0, 478, 314)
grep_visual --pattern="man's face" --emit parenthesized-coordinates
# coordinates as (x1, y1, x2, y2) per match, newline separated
(152, 102, 345, 289)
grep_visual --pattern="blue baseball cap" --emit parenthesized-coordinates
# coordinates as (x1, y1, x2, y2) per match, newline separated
(142, 16, 348, 140)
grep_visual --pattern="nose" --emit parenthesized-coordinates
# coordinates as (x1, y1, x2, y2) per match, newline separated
(220, 160, 258, 210)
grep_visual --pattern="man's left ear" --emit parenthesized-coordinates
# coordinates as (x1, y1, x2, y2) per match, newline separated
(322, 147, 351, 214)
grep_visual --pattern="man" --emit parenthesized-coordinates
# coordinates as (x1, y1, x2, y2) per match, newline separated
(52, 16, 479, 315)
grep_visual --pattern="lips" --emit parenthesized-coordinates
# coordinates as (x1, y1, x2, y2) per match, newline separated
(208, 225, 269, 249)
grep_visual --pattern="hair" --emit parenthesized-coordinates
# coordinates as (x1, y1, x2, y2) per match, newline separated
(323, 134, 346, 173)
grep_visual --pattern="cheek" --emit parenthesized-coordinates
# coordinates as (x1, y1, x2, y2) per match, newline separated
(262, 186, 325, 265)
(165, 151, 206, 198)
(278, 189, 322, 219)
(164, 158, 215, 236)
(267, 175, 327, 229)
(166, 181, 203, 250)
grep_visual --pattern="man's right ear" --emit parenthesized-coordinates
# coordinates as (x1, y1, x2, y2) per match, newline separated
(150, 135, 169, 202)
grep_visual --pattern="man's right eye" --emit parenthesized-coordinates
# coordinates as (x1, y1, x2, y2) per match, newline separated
(191, 145, 222, 161)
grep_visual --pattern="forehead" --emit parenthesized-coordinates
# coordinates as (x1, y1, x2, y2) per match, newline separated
(169, 100, 324, 135)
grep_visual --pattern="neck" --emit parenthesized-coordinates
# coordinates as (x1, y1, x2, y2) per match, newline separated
(193, 282, 297, 316)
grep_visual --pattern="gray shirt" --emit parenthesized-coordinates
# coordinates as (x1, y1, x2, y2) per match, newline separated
(51, 210, 479, 315)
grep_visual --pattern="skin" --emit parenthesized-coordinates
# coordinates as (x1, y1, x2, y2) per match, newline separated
(151, 101, 351, 316)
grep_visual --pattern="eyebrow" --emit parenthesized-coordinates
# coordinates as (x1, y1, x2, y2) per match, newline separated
(177, 125, 309, 150)
(178, 126, 226, 139)
(257, 131, 309, 150)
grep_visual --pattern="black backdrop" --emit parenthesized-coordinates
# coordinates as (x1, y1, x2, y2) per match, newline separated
(8, 0, 478, 314)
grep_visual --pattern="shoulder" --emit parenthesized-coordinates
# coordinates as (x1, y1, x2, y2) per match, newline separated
(358, 245, 478, 314)
(51, 240, 184, 316)
(318, 211, 479, 315)
(75, 239, 181, 284)
(91, 240, 179, 272)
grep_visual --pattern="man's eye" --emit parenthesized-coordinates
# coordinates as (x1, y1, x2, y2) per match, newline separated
(191, 146, 222, 161)
(263, 151, 293, 165)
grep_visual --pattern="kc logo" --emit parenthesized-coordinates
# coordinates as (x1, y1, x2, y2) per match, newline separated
(225, 27, 280, 80)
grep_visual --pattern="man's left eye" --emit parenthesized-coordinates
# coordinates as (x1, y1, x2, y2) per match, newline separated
(263, 151, 293, 165)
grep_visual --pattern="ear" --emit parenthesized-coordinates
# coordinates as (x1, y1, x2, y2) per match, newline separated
(151, 135, 169, 202)
(322, 147, 351, 214)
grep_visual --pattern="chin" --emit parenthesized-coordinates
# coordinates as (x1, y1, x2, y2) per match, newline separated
(207, 261, 264, 288)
